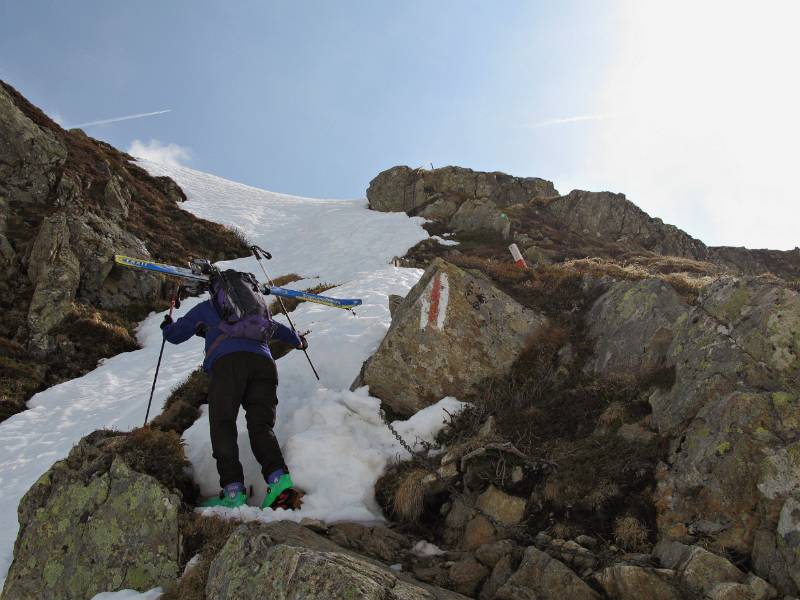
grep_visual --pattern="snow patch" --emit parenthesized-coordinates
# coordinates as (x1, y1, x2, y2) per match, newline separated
(432, 235, 459, 246)
(190, 396, 464, 523)
(0, 161, 437, 586)
(91, 589, 162, 600)
(412, 540, 447, 557)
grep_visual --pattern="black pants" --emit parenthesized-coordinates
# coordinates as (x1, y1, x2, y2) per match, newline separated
(208, 352, 287, 487)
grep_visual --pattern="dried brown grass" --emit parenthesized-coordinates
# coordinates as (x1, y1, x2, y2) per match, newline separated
(392, 468, 428, 522)
(614, 516, 650, 551)
(151, 369, 209, 435)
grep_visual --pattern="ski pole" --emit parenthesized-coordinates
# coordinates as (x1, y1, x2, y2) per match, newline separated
(250, 245, 320, 381)
(144, 286, 179, 426)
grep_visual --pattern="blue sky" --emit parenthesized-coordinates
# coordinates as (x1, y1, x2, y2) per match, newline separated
(1, 1, 797, 249)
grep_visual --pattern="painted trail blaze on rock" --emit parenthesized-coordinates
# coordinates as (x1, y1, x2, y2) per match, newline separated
(420, 272, 449, 330)
(361, 258, 546, 416)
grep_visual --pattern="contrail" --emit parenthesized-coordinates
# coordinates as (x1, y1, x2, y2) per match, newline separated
(68, 109, 172, 129)
(528, 113, 617, 128)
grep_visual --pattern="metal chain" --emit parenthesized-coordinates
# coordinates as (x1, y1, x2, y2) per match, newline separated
(379, 409, 621, 570)
(379, 408, 537, 543)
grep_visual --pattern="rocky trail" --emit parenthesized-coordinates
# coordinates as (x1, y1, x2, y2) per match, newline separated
(0, 82, 799, 599)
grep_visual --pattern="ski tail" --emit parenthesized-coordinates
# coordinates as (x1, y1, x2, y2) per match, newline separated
(266, 286, 362, 309)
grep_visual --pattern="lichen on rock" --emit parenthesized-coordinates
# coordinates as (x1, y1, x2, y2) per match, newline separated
(358, 258, 546, 416)
(0, 429, 188, 600)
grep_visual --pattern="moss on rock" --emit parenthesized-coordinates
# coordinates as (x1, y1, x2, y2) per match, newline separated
(0, 429, 190, 600)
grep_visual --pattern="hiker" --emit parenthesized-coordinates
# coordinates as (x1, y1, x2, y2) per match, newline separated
(160, 269, 307, 510)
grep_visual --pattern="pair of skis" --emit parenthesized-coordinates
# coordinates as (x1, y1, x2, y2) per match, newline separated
(114, 255, 362, 310)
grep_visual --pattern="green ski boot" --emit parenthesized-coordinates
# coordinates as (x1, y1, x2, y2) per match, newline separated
(262, 471, 302, 510)
(201, 482, 247, 508)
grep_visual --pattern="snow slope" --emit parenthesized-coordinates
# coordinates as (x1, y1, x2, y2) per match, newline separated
(0, 161, 462, 587)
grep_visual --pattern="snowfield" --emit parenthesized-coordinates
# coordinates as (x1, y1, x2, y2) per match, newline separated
(0, 161, 464, 589)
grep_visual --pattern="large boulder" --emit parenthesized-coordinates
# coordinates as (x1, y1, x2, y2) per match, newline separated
(586, 275, 800, 594)
(367, 165, 557, 222)
(543, 190, 708, 259)
(586, 279, 690, 377)
(653, 541, 777, 599)
(495, 546, 600, 600)
(359, 258, 546, 416)
(449, 199, 511, 238)
(1, 430, 188, 600)
(593, 565, 682, 600)
(205, 521, 467, 600)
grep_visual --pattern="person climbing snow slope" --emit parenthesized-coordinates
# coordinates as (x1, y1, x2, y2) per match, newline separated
(161, 268, 307, 510)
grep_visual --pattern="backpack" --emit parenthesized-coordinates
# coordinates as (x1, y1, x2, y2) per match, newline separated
(210, 269, 276, 342)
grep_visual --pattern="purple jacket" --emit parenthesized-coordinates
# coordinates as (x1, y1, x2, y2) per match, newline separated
(162, 299, 302, 372)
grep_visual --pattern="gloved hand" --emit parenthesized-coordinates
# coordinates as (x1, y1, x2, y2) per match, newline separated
(195, 323, 208, 338)
(297, 336, 308, 350)
(160, 315, 173, 330)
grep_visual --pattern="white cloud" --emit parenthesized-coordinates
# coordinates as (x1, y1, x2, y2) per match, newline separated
(127, 139, 191, 167)
(581, 0, 800, 250)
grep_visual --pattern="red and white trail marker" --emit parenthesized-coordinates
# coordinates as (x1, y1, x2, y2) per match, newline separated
(509, 243, 527, 268)
(419, 272, 450, 331)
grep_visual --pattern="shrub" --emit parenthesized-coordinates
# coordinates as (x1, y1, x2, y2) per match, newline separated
(614, 516, 651, 551)
(151, 369, 209, 434)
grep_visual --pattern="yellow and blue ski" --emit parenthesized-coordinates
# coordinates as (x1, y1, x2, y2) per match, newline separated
(115, 255, 209, 283)
(267, 286, 361, 309)
(114, 255, 362, 309)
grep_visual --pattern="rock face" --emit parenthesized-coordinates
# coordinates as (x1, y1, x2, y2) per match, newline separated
(0, 80, 249, 420)
(586, 279, 689, 377)
(367, 165, 557, 236)
(653, 541, 778, 600)
(495, 546, 600, 600)
(0, 80, 245, 355)
(369, 165, 800, 279)
(0, 82, 66, 209)
(0, 431, 184, 600)
(587, 276, 800, 595)
(205, 521, 467, 600)
(593, 565, 682, 600)
(359, 258, 546, 416)
(544, 190, 708, 259)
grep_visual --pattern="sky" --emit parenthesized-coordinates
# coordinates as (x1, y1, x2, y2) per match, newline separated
(0, 0, 797, 250)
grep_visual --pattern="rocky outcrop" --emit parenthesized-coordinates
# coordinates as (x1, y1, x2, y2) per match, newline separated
(370, 165, 800, 279)
(495, 546, 600, 600)
(367, 166, 557, 237)
(653, 541, 778, 599)
(543, 190, 708, 259)
(593, 565, 683, 600)
(0, 430, 190, 600)
(586, 276, 800, 594)
(586, 279, 690, 377)
(0, 81, 66, 209)
(205, 521, 466, 600)
(357, 258, 546, 416)
(0, 80, 249, 419)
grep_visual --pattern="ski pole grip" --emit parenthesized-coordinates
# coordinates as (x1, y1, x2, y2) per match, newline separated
(250, 245, 272, 260)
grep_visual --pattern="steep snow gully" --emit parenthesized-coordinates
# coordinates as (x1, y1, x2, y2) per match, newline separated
(0, 161, 464, 588)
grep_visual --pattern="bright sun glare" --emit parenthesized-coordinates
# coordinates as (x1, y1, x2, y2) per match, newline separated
(586, 0, 799, 250)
